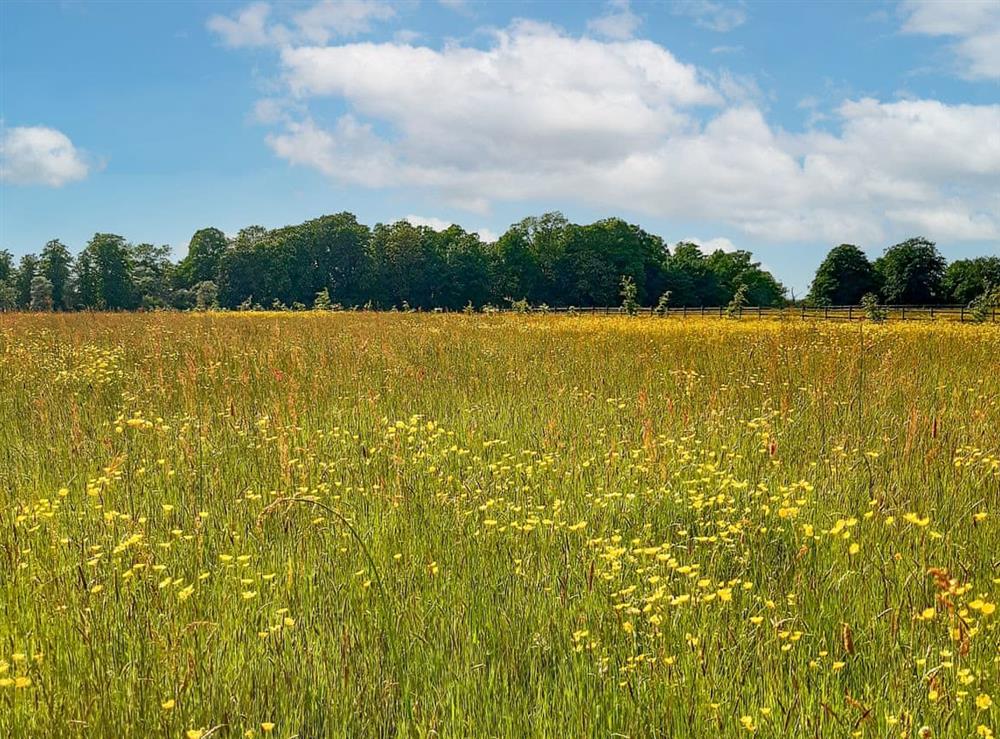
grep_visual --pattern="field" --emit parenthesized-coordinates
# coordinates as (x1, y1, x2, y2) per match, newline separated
(1, 313, 998, 738)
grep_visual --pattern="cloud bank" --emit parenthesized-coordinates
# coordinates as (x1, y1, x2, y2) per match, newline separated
(210, 3, 1000, 244)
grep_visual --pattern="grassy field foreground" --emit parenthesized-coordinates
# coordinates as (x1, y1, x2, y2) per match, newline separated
(0, 313, 998, 738)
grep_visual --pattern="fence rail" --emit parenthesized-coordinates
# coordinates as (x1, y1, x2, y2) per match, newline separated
(502, 304, 997, 323)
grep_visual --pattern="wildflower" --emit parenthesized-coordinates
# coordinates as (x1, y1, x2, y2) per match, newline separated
(977, 694, 993, 711)
(162, 699, 175, 710)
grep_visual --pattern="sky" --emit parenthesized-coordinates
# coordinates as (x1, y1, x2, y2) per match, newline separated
(1, 0, 998, 296)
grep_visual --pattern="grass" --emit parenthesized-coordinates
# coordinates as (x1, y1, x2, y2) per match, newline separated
(0, 312, 997, 738)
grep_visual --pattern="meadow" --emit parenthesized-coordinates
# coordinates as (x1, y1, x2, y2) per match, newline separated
(0, 312, 997, 738)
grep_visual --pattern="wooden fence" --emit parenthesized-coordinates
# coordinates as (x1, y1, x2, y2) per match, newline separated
(505, 304, 997, 323)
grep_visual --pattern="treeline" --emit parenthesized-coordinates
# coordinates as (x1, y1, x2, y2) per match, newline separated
(0, 213, 784, 311)
(0, 213, 995, 312)
(806, 240, 999, 307)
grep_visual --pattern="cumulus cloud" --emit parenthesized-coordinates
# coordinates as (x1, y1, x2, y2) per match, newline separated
(405, 215, 498, 242)
(1, 125, 90, 187)
(244, 18, 999, 244)
(280, 20, 719, 171)
(587, 0, 642, 41)
(679, 237, 737, 253)
(207, 2, 284, 48)
(899, 0, 1000, 80)
(294, 0, 396, 44)
(207, 0, 394, 48)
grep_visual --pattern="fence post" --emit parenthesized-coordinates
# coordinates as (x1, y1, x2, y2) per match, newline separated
(960, 306, 965, 323)
(683, 305, 687, 318)
(739, 305, 743, 319)
(824, 306, 829, 320)
(901, 306, 906, 321)
(758, 306, 762, 319)
(701, 305, 706, 317)
(848, 306, 853, 321)
(930, 306, 934, 320)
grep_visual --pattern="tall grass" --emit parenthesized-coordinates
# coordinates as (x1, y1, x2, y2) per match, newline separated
(0, 313, 997, 737)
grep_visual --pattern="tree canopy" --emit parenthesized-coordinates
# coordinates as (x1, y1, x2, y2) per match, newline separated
(0, 212, 994, 312)
(807, 244, 878, 306)
(874, 237, 947, 305)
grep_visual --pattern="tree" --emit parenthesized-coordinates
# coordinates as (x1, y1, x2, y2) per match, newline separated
(663, 243, 719, 306)
(194, 280, 219, 310)
(556, 218, 666, 306)
(0, 250, 15, 310)
(704, 249, 786, 307)
(943, 256, 1000, 304)
(29, 276, 54, 311)
(14, 254, 39, 309)
(75, 234, 136, 310)
(620, 275, 638, 315)
(132, 243, 174, 308)
(433, 226, 494, 309)
(176, 228, 228, 288)
(295, 213, 371, 306)
(367, 221, 446, 309)
(39, 239, 73, 310)
(493, 227, 543, 305)
(807, 244, 877, 305)
(495, 213, 570, 305)
(313, 288, 332, 310)
(0, 249, 13, 284)
(874, 237, 946, 304)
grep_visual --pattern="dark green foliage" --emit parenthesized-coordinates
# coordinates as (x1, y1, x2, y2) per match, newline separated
(807, 244, 877, 305)
(29, 276, 54, 311)
(75, 234, 138, 310)
(175, 228, 227, 288)
(874, 237, 946, 304)
(9, 212, 797, 312)
(40, 239, 73, 310)
(14, 253, 39, 309)
(943, 256, 1000, 304)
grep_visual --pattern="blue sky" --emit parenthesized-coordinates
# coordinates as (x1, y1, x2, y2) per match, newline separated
(1, 0, 998, 295)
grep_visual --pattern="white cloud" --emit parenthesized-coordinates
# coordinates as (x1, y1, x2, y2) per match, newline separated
(405, 214, 497, 242)
(0, 125, 90, 187)
(587, 0, 642, 41)
(254, 21, 998, 244)
(678, 237, 737, 253)
(672, 0, 748, 33)
(899, 0, 1000, 80)
(293, 0, 395, 44)
(207, 0, 394, 48)
(280, 20, 720, 174)
(207, 2, 285, 48)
